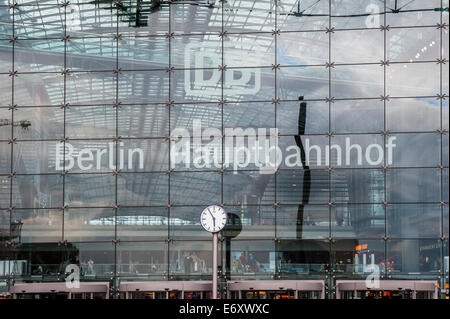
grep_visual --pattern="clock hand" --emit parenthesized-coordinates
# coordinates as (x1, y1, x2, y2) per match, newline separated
(208, 208, 215, 221)
(207, 208, 216, 228)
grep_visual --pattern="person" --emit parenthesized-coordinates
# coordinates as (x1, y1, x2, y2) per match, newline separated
(37, 264, 43, 275)
(249, 253, 258, 272)
(192, 253, 199, 273)
(232, 258, 240, 272)
(239, 252, 247, 268)
(87, 258, 95, 275)
(130, 260, 139, 274)
(151, 262, 158, 273)
(183, 252, 192, 274)
(249, 253, 255, 266)
(432, 256, 441, 271)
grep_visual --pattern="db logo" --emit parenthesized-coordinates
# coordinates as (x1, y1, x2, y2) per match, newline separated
(184, 43, 261, 97)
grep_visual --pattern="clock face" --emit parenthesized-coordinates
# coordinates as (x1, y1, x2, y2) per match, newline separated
(200, 205, 228, 233)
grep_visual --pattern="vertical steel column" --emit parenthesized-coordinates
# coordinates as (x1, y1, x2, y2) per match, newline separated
(212, 232, 218, 299)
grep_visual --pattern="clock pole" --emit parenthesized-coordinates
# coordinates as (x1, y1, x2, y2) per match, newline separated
(201, 205, 226, 300)
(212, 232, 218, 299)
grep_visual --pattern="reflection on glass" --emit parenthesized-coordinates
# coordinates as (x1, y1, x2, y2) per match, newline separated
(331, 204, 385, 238)
(117, 242, 168, 279)
(228, 240, 275, 279)
(387, 204, 441, 238)
(387, 239, 442, 275)
(170, 241, 215, 279)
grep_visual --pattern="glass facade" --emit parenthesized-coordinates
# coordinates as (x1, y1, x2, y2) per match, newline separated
(0, 0, 448, 299)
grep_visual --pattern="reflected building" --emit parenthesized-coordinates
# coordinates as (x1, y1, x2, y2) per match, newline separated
(0, 0, 449, 299)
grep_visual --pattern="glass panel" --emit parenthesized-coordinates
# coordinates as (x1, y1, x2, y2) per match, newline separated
(228, 240, 275, 280)
(117, 173, 169, 206)
(12, 174, 63, 209)
(14, 3, 65, 39)
(277, 66, 328, 100)
(443, 25, 449, 60)
(331, 0, 381, 29)
(224, 0, 276, 33)
(224, 171, 274, 205)
(277, 0, 329, 32)
(444, 207, 449, 237)
(0, 176, 9, 208)
(12, 209, 62, 243)
(386, 168, 441, 203)
(171, 104, 221, 133)
(276, 205, 329, 239)
(170, 172, 221, 206)
(172, 34, 221, 69)
(388, 27, 440, 62)
(64, 174, 115, 208)
(332, 240, 385, 275)
(0, 209, 9, 244)
(117, 241, 168, 280)
(389, 133, 441, 167)
(119, 139, 169, 172)
(119, 70, 169, 104)
(171, 2, 222, 35)
(14, 141, 67, 174)
(15, 39, 64, 73)
(225, 205, 275, 239)
(443, 134, 449, 167)
(444, 168, 449, 202)
(330, 135, 385, 168)
(169, 206, 209, 240)
(331, 204, 385, 239)
(386, 0, 442, 27)
(14, 73, 64, 107)
(176, 68, 222, 102)
(0, 75, 12, 107)
(444, 64, 449, 96)
(387, 204, 441, 238)
(277, 101, 328, 135)
(169, 240, 216, 279)
(331, 169, 385, 204)
(67, 37, 117, 72)
(332, 29, 383, 64)
(118, 36, 168, 71)
(64, 207, 115, 242)
(387, 239, 442, 275)
(117, 207, 168, 242)
(66, 72, 116, 105)
(0, 142, 11, 174)
(332, 64, 383, 99)
(386, 62, 440, 97)
(170, 137, 222, 171)
(224, 102, 275, 130)
(12, 243, 67, 281)
(118, 4, 168, 36)
(386, 98, 441, 132)
(13, 107, 63, 140)
(277, 169, 329, 204)
(278, 135, 329, 169)
(73, 242, 115, 280)
(0, 7, 13, 39)
(278, 31, 328, 66)
(119, 105, 169, 138)
(223, 67, 274, 102)
(66, 106, 115, 139)
(278, 239, 329, 277)
(331, 100, 383, 134)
